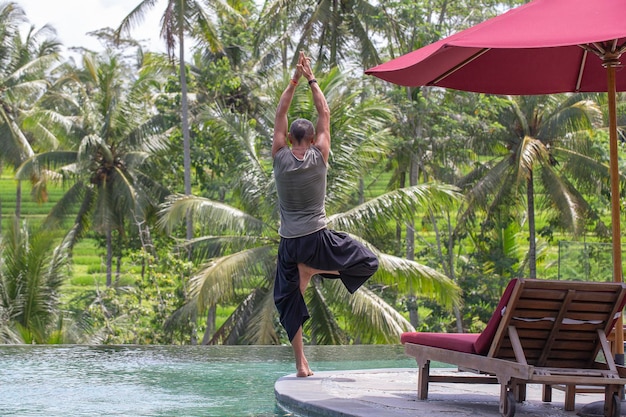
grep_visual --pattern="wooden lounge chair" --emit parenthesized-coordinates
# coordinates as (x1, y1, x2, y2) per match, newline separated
(401, 278, 626, 417)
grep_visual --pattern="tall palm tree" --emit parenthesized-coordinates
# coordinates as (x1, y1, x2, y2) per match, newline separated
(16, 51, 171, 286)
(0, 2, 61, 218)
(458, 94, 605, 278)
(0, 217, 71, 343)
(255, 0, 383, 70)
(115, 0, 244, 242)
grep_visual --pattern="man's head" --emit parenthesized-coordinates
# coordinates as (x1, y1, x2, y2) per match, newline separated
(289, 118, 315, 144)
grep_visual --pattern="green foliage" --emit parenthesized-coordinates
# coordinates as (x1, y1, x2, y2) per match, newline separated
(1, 0, 623, 346)
(0, 218, 71, 343)
(64, 249, 193, 344)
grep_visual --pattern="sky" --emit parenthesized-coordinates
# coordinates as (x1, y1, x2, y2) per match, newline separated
(16, 0, 167, 54)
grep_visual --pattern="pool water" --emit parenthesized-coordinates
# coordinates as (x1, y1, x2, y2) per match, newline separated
(0, 344, 418, 416)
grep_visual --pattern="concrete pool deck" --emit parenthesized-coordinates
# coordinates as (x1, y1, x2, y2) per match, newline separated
(275, 368, 617, 417)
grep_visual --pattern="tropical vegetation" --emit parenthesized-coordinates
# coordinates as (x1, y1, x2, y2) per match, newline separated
(0, 0, 624, 345)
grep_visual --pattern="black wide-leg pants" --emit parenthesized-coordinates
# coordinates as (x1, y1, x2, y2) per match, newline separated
(274, 228, 379, 341)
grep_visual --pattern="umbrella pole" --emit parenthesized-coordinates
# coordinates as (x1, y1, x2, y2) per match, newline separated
(607, 64, 624, 363)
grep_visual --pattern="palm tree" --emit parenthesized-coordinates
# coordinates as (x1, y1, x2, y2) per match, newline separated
(0, 2, 61, 218)
(0, 217, 71, 343)
(115, 0, 244, 242)
(458, 94, 605, 278)
(16, 51, 171, 286)
(255, 0, 384, 70)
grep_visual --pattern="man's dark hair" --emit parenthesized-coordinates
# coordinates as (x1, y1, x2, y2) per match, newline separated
(289, 118, 315, 143)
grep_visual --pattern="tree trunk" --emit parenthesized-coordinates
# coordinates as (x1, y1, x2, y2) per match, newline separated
(396, 172, 406, 253)
(405, 168, 417, 328)
(358, 177, 364, 204)
(116, 252, 122, 284)
(527, 171, 537, 279)
(179, 24, 193, 245)
(406, 153, 418, 261)
(407, 296, 418, 328)
(431, 208, 464, 332)
(201, 305, 217, 345)
(106, 227, 113, 287)
(328, 0, 340, 66)
(15, 181, 22, 220)
(177, 18, 196, 346)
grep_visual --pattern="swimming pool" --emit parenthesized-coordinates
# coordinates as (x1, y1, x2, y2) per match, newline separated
(0, 344, 418, 416)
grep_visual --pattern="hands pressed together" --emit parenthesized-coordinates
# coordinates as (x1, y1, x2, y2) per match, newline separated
(292, 51, 316, 85)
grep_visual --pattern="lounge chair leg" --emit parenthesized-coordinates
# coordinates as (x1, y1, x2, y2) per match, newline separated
(564, 385, 576, 411)
(499, 384, 515, 417)
(515, 383, 526, 402)
(543, 384, 552, 403)
(604, 388, 621, 417)
(417, 360, 430, 400)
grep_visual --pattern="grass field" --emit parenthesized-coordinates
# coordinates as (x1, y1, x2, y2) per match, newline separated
(1, 173, 117, 292)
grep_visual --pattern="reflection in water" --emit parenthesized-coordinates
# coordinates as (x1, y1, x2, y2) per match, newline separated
(0, 344, 416, 417)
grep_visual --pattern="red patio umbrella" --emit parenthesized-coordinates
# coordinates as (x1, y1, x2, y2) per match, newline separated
(366, 0, 626, 353)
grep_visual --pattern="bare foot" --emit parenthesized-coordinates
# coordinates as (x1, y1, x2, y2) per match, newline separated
(292, 326, 315, 377)
(296, 366, 314, 377)
(296, 357, 314, 377)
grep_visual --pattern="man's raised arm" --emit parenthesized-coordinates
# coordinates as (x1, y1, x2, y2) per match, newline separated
(272, 53, 304, 158)
(300, 56, 330, 163)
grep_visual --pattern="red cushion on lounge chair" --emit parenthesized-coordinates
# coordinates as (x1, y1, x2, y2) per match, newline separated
(401, 332, 479, 353)
(401, 279, 519, 356)
(473, 279, 518, 355)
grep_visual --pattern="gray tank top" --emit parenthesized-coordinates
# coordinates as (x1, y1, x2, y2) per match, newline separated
(273, 146, 327, 238)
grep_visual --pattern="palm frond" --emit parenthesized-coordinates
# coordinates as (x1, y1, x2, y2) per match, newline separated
(158, 194, 265, 234)
(132, 170, 171, 206)
(91, 181, 116, 233)
(344, 284, 414, 343)
(15, 151, 79, 181)
(209, 288, 279, 345)
(538, 166, 584, 234)
(191, 0, 224, 53)
(43, 181, 88, 229)
(553, 145, 616, 191)
(243, 289, 281, 345)
(516, 136, 548, 182)
(190, 245, 274, 311)
(0, 218, 69, 343)
(182, 235, 271, 261)
(115, 0, 161, 41)
(328, 183, 461, 234)
(306, 277, 347, 345)
(123, 115, 171, 154)
(374, 251, 461, 309)
(209, 289, 263, 345)
(164, 297, 198, 334)
(464, 157, 515, 207)
(540, 98, 601, 138)
(199, 105, 273, 212)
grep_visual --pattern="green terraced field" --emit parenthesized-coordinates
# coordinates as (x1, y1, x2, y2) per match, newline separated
(1, 173, 110, 291)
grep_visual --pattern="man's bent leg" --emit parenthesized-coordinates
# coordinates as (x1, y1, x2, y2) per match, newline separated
(297, 263, 339, 294)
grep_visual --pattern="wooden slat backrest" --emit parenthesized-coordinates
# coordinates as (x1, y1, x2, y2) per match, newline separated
(487, 279, 626, 368)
